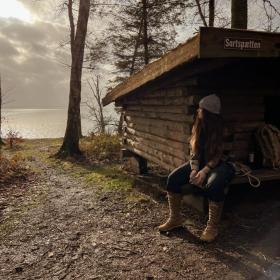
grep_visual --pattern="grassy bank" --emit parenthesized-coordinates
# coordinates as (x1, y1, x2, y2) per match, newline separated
(0, 135, 149, 204)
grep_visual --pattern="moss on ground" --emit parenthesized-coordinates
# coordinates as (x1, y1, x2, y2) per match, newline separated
(1, 138, 149, 211)
(85, 165, 133, 191)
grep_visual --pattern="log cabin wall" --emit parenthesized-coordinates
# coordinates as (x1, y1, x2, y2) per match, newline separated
(221, 95, 265, 162)
(121, 87, 195, 171)
(103, 28, 280, 173)
(187, 90, 266, 164)
(121, 87, 268, 171)
(119, 56, 279, 171)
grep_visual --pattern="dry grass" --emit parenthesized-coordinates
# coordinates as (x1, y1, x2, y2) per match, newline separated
(0, 154, 29, 186)
(81, 133, 121, 164)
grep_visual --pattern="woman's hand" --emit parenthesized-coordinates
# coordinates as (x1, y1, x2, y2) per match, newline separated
(191, 170, 207, 188)
(189, 170, 198, 181)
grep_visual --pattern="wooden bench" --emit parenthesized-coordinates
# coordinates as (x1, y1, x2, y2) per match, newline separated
(183, 168, 280, 213)
(230, 168, 280, 184)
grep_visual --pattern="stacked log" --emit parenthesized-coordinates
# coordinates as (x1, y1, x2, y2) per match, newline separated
(121, 86, 265, 170)
(122, 87, 194, 171)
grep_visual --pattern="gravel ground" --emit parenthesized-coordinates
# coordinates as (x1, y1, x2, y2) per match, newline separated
(0, 140, 279, 280)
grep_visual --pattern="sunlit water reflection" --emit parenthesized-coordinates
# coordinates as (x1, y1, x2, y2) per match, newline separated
(2, 108, 94, 139)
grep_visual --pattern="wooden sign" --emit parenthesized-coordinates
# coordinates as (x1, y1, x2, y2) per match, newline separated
(224, 38, 261, 51)
(199, 27, 280, 58)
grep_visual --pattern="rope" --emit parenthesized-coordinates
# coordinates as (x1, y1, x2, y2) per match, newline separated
(231, 161, 261, 188)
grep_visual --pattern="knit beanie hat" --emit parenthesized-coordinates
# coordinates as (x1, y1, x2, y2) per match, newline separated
(199, 94, 221, 114)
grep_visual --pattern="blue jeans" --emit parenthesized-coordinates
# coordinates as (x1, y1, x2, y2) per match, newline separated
(166, 161, 236, 202)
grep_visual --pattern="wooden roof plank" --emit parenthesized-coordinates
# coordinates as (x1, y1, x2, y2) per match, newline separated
(103, 27, 280, 106)
(102, 35, 200, 106)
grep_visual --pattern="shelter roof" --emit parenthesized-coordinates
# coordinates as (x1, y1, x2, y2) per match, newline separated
(103, 27, 280, 106)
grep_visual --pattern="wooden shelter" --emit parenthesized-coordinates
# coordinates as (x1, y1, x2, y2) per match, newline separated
(103, 27, 280, 182)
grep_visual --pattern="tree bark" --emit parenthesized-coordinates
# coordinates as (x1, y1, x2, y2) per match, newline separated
(68, 0, 82, 139)
(142, 0, 149, 65)
(231, 0, 248, 29)
(95, 77, 106, 134)
(57, 0, 90, 157)
(130, 17, 144, 75)
(209, 0, 215, 27)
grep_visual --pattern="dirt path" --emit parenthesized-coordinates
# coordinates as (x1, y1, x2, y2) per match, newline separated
(0, 140, 280, 280)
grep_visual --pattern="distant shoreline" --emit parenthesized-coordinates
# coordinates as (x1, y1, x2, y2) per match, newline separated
(1, 108, 93, 139)
(2, 108, 68, 110)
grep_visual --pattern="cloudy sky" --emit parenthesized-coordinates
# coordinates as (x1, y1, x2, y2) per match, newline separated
(0, 0, 70, 108)
(0, 0, 279, 108)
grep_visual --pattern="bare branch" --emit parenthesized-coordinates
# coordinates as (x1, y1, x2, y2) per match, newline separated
(86, 75, 113, 134)
(194, 0, 208, 26)
(263, 0, 280, 17)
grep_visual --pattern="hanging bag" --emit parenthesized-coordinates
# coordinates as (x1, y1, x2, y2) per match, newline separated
(255, 124, 280, 169)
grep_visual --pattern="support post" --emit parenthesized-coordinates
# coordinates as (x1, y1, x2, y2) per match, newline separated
(121, 149, 148, 174)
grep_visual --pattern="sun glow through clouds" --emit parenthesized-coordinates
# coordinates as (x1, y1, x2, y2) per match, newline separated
(0, 0, 33, 22)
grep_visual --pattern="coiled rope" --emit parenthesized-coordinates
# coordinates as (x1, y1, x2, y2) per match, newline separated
(231, 161, 261, 188)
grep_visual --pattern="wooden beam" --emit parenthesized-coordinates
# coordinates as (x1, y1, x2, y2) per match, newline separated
(231, 169, 280, 184)
(125, 127, 189, 150)
(125, 132, 188, 161)
(124, 110, 193, 123)
(123, 144, 175, 171)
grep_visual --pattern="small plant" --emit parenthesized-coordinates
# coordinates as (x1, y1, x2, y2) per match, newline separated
(81, 133, 121, 163)
(5, 130, 23, 149)
(0, 154, 28, 185)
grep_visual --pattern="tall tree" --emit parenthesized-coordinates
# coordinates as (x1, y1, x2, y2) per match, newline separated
(103, 0, 188, 84)
(209, 0, 215, 27)
(189, 0, 229, 29)
(194, 0, 208, 26)
(231, 0, 248, 29)
(57, 0, 90, 157)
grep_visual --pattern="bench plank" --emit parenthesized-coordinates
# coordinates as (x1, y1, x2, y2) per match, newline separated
(231, 169, 280, 185)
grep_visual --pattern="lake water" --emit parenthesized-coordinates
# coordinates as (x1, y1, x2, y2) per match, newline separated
(1, 108, 95, 139)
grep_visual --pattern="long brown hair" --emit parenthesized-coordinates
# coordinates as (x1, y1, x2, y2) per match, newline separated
(190, 108, 223, 162)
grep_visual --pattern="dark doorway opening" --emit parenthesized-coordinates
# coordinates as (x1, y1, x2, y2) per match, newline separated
(264, 96, 280, 129)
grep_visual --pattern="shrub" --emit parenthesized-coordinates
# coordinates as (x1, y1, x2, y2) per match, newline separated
(5, 130, 23, 149)
(0, 154, 28, 185)
(81, 133, 121, 163)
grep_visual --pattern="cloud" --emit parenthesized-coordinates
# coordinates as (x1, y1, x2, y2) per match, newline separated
(0, 15, 71, 108)
(18, 0, 66, 23)
(0, 36, 19, 57)
(1, 0, 279, 109)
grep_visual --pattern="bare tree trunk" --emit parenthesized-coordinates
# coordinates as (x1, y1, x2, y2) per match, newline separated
(68, 0, 82, 139)
(86, 76, 111, 134)
(57, 0, 90, 157)
(130, 17, 144, 75)
(95, 76, 106, 134)
(209, 0, 215, 27)
(231, 0, 248, 29)
(195, 0, 208, 27)
(142, 0, 149, 65)
(117, 112, 124, 135)
(94, 76, 106, 133)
